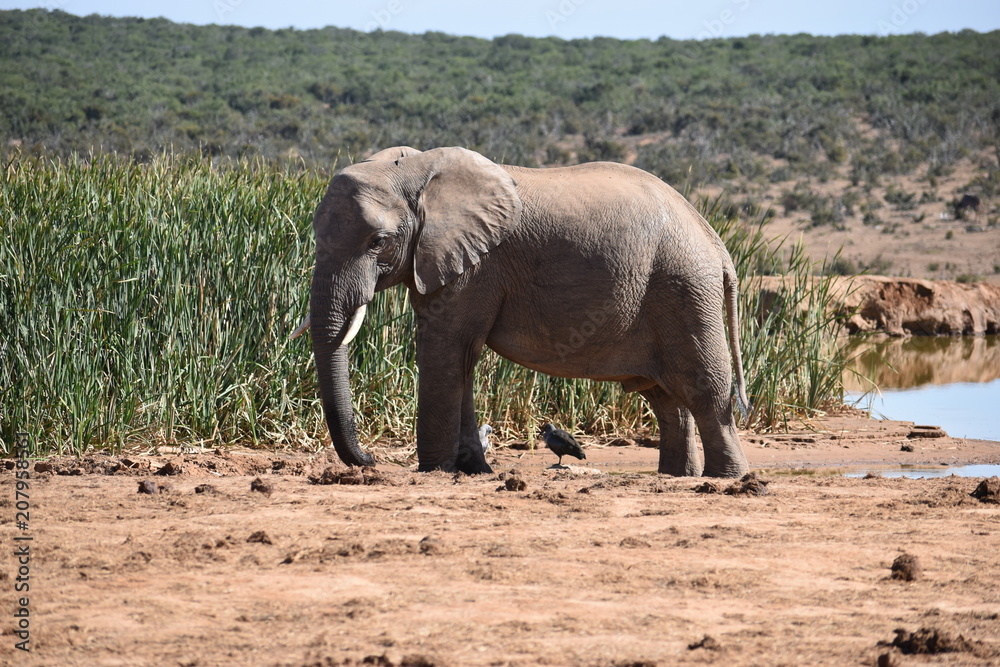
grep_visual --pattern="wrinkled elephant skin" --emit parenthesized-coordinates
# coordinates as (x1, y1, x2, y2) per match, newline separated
(307, 146, 750, 477)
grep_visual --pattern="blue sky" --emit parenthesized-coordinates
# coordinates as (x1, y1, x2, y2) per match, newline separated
(1, 0, 998, 40)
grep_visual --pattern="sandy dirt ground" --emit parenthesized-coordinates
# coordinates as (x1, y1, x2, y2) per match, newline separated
(2, 413, 999, 666)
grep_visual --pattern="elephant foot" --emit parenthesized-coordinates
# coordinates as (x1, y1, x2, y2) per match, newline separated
(656, 439, 703, 477)
(702, 462, 750, 478)
(456, 454, 493, 475)
(657, 461, 704, 477)
(416, 453, 492, 475)
(417, 462, 457, 473)
(454, 441, 493, 475)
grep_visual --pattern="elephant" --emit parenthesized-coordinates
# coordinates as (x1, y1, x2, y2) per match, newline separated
(299, 145, 750, 478)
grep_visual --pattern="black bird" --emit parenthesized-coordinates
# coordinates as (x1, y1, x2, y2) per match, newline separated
(538, 423, 586, 467)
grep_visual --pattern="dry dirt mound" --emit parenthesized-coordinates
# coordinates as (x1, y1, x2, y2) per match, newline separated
(309, 465, 395, 486)
(890, 553, 922, 581)
(888, 627, 979, 655)
(692, 473, 770, 496)
(971, 477, 1000, 504)
(5, 450, 323, 477)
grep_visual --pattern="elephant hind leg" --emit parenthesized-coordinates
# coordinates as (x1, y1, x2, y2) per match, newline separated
(640, 386, 702, 476)
(695, 417, 748, 478)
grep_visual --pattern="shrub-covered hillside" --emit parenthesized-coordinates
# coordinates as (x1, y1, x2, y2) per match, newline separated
(2, 9, 998, 185)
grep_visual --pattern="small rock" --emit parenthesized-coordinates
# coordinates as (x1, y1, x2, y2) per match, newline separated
(419, 536, 446, 555)
(908, 426, 946, 438)
(890, 553, 922, 581)
(619, 536, 651, 549)
(250, 477, 274, 496)
(500, 474, 527, 492)
(688, 635, 721, 651)
(877, 650, 902, 667)
(310, 466, 349, 485)
(247, 530, 273, 545)
(156, 459, 185, 476)
(607, 437, 635, 447)
(900, 443, 915, 452)
(137, 480, 159, 495)
(890, 627, 975, 654)
(309, 466, 388, 486)
(193, 483, 218, 494)
(970, 477, 1000, 504)
(724, 472, 770, 496)
(693, 481, 724, 494)
(33, 461, 54, 473)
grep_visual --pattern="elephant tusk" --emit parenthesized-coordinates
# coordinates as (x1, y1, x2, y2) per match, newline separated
(341, 303, 367, 347)
(289, 314, 311, 340)
(290, 305, 366, 344)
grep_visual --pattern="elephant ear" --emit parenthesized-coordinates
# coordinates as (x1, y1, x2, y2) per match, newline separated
(410, 147, 522, 295)
(365, 146, 422, 162)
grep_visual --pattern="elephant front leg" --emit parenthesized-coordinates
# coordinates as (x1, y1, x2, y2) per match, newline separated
(641, 387, 702, 476)
(456, 377, 492, 475)
(415, 334, 487, 473)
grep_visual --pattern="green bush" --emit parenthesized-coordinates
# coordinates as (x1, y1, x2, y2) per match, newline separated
(884, 184, 917, 210)
(1, 10, 997, 184)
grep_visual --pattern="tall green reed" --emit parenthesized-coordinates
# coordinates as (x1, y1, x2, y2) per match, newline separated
(708, 198, 854, 430)
(3, 153, 326, 454)
(1, 153, 851, 456)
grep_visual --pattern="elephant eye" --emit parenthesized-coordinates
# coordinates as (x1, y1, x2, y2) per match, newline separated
(368, 234, 389, 252)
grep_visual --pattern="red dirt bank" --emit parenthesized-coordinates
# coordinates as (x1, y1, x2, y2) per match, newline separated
(760, 275, 1000, 336)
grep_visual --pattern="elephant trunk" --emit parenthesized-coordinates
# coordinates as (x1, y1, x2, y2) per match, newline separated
(311, 298, 375, 467)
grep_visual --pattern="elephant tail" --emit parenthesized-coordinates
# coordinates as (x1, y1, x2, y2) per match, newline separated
(723, 266, 751, 421)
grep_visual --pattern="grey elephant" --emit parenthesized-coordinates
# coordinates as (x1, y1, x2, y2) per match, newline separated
(297, 145, 750, 477)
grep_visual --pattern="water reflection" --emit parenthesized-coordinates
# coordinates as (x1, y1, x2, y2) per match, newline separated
(842, 335, 1000, 441)
(843, 335, 1000, 391)
(771, 464, 1000, 478)
(841, 464, 1000, 479)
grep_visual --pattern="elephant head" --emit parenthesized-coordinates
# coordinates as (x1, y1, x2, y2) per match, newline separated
(304, 146, 522, 466)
